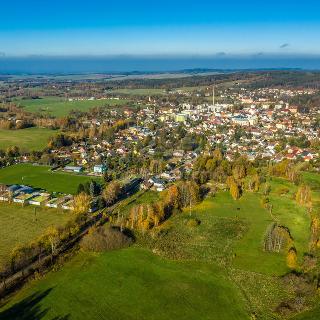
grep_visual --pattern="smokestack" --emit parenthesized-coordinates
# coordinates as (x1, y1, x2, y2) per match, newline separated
(212, 86, 215, 110)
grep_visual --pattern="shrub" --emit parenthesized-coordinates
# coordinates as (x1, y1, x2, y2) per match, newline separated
(80, 226, 133, 252)
(186, 218, 201, 228)
(277, 187, 290, 196)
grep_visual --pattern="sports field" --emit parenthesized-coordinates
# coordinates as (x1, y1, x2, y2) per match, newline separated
(0, 164, 101, 194)
(0, 203, 70, 264)
(16, 97, 128, 117)
(0, 128, 57, 151)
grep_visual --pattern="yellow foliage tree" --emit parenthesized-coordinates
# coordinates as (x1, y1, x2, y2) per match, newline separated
(295, 184, 312, 206)
(74, 192, 91, 215)
(230, 181, 241, 200)
(286, 247, 297, 269)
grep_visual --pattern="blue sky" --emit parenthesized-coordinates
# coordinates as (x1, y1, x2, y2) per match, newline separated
(0, 0, 320, 56)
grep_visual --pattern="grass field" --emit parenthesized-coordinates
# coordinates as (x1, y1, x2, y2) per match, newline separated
(0, 174, 318, 319)
(0, 203, 70, 264)
(15, 97, 128, 117)
(150, 189, 309, 276)
(0, 164, 101, 194)
(0, 248, 249, 320)
(110, 88, 166, 96)
(0, 128, 57, 151)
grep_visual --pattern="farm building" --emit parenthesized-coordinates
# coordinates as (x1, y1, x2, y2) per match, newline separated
(46, 196, 72, 209)
(64, 166, 84, 173)
(29, 193, 51, 206)
(93, 164, 107, 174)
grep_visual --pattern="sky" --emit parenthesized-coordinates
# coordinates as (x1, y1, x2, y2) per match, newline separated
(0, 0, 320, 56)
(0, 0, 320, 72)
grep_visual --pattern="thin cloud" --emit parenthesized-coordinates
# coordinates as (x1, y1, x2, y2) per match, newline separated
(280, 43, 290, 49)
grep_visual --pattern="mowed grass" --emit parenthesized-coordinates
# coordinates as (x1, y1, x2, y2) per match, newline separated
(16, 97, 128, 117)
(0, 164, 101, 194)
(0, 128, 57, 151)
(0, 203, 70, 264)
(0, 248, 249, 320)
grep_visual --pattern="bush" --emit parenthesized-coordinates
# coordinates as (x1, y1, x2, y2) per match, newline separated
(277, 187, 290, 196)
(186, 218, 201, 228)
(80, 226, 133, 252)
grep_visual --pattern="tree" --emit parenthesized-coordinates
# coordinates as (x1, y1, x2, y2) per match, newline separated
(295, 184, 312, 207)
(212, 148, 223, 161)
(230, 181, 241, 200)
(232, 164, 246, 181)
(42, 226, 60, 262)
(77, 183, 85, 194)
(74, 192, 92, 215)
(263, 183, 271, 196)
(89, 180, 100, 197)
(287, 247, 298, 269)
(310, 216, 320, 250)
(103, 181, 121, 205)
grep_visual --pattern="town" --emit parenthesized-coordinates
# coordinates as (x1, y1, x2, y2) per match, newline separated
(0, 70, 320, 320)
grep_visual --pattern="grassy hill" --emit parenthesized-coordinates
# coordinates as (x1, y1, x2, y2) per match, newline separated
(0, 164, 101, 194)
(0, 128, 57, 151)
(0, 203, 70, 264)
(0, 248, 249, 320)
(16, 97, 128, 117)
(1, 173, 319, 319)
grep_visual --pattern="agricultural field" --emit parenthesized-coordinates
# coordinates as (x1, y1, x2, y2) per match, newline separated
(0, 248, 248, 320)
(109, 88, 167, 96)
(0, 164, 101, 194)
(0, 203, 70, 265)
(0, 128, 58, 151)
(15, 97, 128, 117)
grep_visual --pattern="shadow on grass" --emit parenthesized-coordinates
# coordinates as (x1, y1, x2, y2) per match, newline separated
(0, 288, 70, 320)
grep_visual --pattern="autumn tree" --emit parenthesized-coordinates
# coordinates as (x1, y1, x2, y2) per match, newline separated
(74, 192, 92, 215)
(310, 216, 320, 251)
(232, 164, 246, 181)
(287, 247, 298, 269)
(295, 184, 312, 207)
(103, 181, 121, 205)
(39, 226, 61, 262)
(230, 181, 241, 200)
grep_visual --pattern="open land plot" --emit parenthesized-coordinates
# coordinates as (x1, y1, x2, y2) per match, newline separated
(0, 203, 70, 264)
(0, 164, 101, 194)
(165, 188, 310, 276)
(0, 177, 315, 319)
(0, 247, 249, 320)
(0, 128, 58, 151)
(15, 97, 128, 117)
(109, 88, 166, 96)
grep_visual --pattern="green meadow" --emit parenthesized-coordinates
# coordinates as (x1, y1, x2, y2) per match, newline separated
(0, 127, 57, 151)
(0, 203, 70, 264)
(110, 88, 166, 96)
(1, 173, 319, 319)
(0, 164, 101, 194)
(16, 97, 128, 117)
(0, 248, 249, 320)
